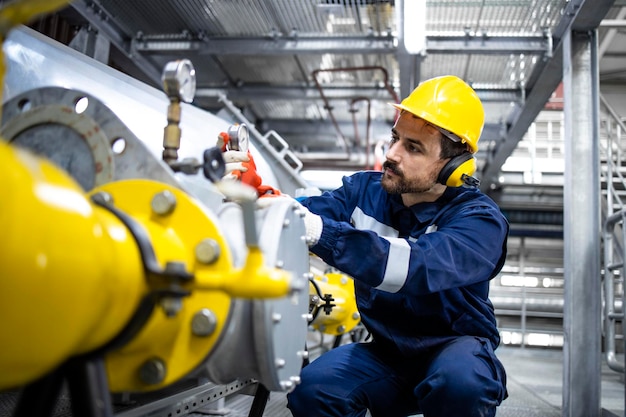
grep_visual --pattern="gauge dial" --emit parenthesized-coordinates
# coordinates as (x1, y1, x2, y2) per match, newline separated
(226, 123, 249, 152)
(162, 59, 197, 103)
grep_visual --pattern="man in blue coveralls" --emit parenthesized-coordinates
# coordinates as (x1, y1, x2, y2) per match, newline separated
(286, 75, 509, 417)
(222, 75, 508, 417)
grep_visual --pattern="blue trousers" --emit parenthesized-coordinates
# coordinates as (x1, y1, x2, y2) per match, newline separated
(287, 336, 507, 417)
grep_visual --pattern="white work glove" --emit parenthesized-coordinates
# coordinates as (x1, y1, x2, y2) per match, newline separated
(294, 200, 324, 247)
(216, 131, 250, 181)
(301, 204, 323, 246)
(221, 150, 249, 181)
(256, 196, 323, 246)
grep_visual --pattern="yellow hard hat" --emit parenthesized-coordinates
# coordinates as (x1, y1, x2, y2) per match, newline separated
(391, 75, 484, 153)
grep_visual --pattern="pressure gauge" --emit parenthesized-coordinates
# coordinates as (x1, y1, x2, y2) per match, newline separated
(226, 123, 249, 152)
(162, 59, 197, 103)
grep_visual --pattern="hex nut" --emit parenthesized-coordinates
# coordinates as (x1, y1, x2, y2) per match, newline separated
(138, 358, 166, 385)
(195, 239, 220, 264)
(151, 190, 177, 215)
(191, 308, 217, 337)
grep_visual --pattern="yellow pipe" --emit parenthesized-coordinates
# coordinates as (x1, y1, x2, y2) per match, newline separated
(195, 247, 292, 298)
(310, 272, 360, 336)
(94, 179, 292, 392)
(0, 142, 147, 390)
(0, 141, 294, 392)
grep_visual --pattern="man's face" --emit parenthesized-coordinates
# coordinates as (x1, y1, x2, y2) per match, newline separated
(381, 112, 448, 195)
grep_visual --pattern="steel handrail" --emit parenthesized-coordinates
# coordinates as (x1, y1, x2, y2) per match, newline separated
(600, 93, 626, 373)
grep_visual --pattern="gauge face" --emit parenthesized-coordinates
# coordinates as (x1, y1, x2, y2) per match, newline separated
(162, 59, 197, 103)
(227, 123, 249, 152)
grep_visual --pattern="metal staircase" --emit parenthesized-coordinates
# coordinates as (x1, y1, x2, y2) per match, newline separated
(600, 94, 626, 374)
(489, 110, 566, 349)
(491, 95, 626, 370)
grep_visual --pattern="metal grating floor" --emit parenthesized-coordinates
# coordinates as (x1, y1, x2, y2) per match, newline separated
(1, 346, 624, 417)
(217, 370, 562, 417)
(204, 346, 625, 417)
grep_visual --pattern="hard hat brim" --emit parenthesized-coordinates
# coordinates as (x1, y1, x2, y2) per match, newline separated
(389, 102, 476, 153)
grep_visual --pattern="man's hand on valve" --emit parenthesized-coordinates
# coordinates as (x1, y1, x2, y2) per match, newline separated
(222, 150, 250, 181)
(216, 130, 321, 242)
(217, 131, 280, 195)
(300, 203, 323, 246)
(216, 130, 249, 180)
(256, 196, 323, 247)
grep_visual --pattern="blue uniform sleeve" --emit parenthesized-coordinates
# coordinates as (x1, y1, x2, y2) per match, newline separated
(302, 176, 509, 296)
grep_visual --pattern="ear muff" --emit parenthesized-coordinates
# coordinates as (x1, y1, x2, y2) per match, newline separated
(437, 153, 479, 187)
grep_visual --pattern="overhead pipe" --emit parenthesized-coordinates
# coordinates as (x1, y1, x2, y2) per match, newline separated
(311, 66, 399, 168)
(350, 96, 372, 170)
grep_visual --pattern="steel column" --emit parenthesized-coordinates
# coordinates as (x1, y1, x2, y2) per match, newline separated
(562, 29, 601, 417)
(395, 0, 421, 101)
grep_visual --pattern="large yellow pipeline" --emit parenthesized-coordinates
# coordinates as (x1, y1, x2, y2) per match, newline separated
(0, 141, 294, 392)
(94, 178, 291, 392)
(0, 141, 147, 389)
(0, 0, 297, 395)
(0, 0, 144, 390)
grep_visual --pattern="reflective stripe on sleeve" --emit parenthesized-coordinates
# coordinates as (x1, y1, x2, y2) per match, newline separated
(351, 206, 399, 237)
(375, 237, 411, 293)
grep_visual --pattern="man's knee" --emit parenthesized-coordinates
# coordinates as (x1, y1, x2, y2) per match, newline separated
(286, 381, 314, 416)
(414, 338, 506, 417)
(286, 364, 353, 417)
(415, 372, 498, 417)
(287, 380, 365, 417)
(420, 366, 491, 400)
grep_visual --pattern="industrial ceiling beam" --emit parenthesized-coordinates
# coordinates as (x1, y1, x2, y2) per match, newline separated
(131, 34, 550, 56)
(133, 36, 396, 55)
(256, 119, 502, 136)
(247, 119, 502, 150)
(196, 85, 395, 101)
(479, 0, 616, 192)
(195, 85, 522, 103)
(427, 34, 551, 55)
(70, 0, 163, 85)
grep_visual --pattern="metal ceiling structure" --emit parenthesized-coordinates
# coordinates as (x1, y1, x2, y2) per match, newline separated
(50, 0, 616, 190)
(6, 4, 625, 414)
(17, 0, 625, 238)
(16, 0, 622, 248)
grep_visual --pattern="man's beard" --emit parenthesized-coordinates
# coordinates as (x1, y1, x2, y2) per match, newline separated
(381, 161, 439, 194)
